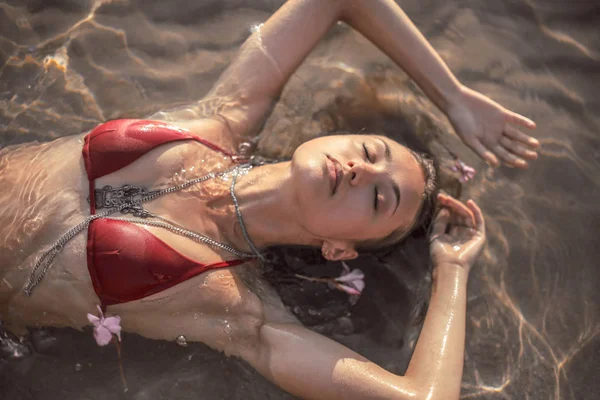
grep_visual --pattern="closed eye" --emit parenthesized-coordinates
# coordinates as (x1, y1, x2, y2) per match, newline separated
(374, 186, 379, 211)
(363, 143, 373, 163)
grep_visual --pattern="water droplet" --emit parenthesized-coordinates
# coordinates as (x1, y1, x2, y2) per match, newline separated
(250, 23, 264, 34)
(0, 335, 30, 359)
(238, 142, 252, 154)
(293, 306, 301, 315)
(453, 245, 461, 251)
(176, 335, 188, 347)
(193, 313, 199, 320)
(188, 354, 193, 361)
(75, 363, 82, 371)
(223, 322, 232, 335)
(224, 307, 229, 313)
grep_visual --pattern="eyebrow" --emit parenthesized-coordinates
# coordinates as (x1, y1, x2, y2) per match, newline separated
(377, 138, 401, 215)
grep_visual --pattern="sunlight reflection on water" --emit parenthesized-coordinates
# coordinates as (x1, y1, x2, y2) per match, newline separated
(0, 0, 599, 399)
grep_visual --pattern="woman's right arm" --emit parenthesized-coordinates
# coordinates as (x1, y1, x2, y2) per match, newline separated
(160, 0, 536, 166)
(245, 196, 485, 400)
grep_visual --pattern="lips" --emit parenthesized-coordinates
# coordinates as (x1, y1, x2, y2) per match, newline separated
(326, 155, 342, 195)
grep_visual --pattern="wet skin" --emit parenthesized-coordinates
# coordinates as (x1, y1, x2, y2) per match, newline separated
(290, 134, 426, 244)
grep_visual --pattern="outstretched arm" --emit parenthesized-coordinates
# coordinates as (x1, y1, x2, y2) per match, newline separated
(203, 0, 538, 166)
(245, 195, 485, 400)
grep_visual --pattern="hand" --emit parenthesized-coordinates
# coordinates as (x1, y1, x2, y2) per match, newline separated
(447, 85, 540, 169)
(430, 195, 486, 274)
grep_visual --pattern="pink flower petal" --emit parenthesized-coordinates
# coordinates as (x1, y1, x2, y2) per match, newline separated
(335, 269, 364, 283)
(337, 283, 362, 295)
(88, 305, 123, 345)
(452, 159, 477, 184)
(87, 313, 101, 326)
(93, 325, 113, 346)
(341, 261, 351, 274)
(350, 280, 365, 293)
(103, 316, 122, 341)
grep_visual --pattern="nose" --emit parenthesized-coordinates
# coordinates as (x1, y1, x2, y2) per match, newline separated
(346, 160, 382, 187)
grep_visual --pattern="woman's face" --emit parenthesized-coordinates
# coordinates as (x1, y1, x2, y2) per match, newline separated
(290, 134, 426, 247)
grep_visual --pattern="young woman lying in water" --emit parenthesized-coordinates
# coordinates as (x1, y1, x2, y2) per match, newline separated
(0, 0, 539, 398)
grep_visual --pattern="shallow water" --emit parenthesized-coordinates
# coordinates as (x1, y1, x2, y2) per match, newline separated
(1, 0, 599, 399)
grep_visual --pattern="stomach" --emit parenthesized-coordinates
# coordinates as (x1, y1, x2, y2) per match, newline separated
(0, 134, 97, 334)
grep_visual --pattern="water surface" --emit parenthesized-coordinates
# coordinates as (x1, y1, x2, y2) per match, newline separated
(1, 0, 599, 399)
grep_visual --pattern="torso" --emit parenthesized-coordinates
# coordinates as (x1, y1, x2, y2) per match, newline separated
(0, 119, 286, 357)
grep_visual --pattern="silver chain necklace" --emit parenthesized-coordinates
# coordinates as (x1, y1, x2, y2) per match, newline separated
(230, 167, 265, 261)
(23, 164, 262, 296)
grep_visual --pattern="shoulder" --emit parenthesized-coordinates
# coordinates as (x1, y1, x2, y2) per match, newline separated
(167, 118, 239, 154)
(143, 115, 240, 155)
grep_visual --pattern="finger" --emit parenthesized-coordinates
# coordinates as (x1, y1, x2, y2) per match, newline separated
(449, 224, 460, 236)
(505, 110, 536, 130)
(430, 208, 450, 240)
(449, 213, 471, 228)
(504, 125, 540, 148)
(492, 144, 528, 169)
(500, 136, 538, 160)
(450, 226, 476, 237)
(465, 137, 499, 167)
(439, 194, 476, 226)
(467, 199, 485, 233)
(449, 222, 470, 237)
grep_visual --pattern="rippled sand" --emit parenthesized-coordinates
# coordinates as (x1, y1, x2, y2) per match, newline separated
(1, 1, 599, 399)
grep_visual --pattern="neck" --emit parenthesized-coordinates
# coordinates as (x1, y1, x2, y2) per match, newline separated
(218, 162, 318, 253)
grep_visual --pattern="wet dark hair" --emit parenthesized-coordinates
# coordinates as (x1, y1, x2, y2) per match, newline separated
(357, 150, 439, 252)
(259, 135, 440, 337)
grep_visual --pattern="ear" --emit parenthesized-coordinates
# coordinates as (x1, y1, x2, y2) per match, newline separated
(321, 240, 358, 261)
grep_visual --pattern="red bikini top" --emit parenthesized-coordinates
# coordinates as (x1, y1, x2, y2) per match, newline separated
(83, 119, 246, 308)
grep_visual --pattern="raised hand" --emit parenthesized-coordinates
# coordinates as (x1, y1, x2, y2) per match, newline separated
(447, 86, 540, 169)
(430, 195, 486, 273)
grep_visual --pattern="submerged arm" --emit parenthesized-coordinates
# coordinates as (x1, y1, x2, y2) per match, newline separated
(204, 0, 538, 166)
(251, 265, 467, 400)
(206, 0, 461, 139)
(245, 196, 485, 399)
